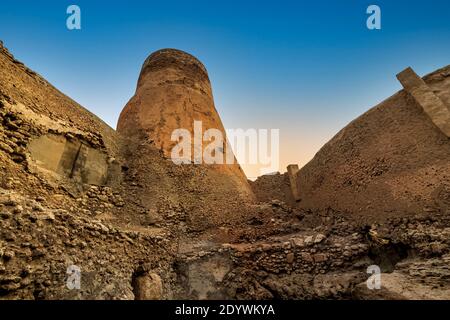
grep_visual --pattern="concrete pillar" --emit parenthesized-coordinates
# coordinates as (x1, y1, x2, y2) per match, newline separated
(287, 164, 301, 201)
(397, 67, 450, 137)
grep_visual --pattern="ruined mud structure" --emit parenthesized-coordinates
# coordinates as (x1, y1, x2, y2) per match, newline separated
(0, 41, 449, 300)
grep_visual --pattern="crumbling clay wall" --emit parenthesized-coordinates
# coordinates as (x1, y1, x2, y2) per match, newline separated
(293, 66, 450, 224)
(0, 42, 175, 300)
(249, 172, 296, 206)
(117, 49, 255, 230)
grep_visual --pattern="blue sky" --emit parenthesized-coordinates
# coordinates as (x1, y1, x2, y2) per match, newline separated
(1, 0, 449, 177)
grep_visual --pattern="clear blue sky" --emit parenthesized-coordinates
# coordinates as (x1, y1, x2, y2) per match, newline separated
(1, 0, 449, 177)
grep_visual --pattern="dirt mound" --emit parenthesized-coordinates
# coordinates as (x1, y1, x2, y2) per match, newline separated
(249, 172, 296, 205)
(294, 66, 450, 224)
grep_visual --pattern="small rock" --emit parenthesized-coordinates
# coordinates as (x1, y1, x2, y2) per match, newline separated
(430, 242, 447, 255)
(39, 210, 55, 221)
(313, 253, 328, 263)
(301, 252, 314, 262)
(314, 234, 326, 243)
(133, 273, 163, 300)
(282, 242, 291, 249)
(304, 236, 314, 245)
(31, 248, 45, 259)
(0, 141, 14, 154)
(32, 203, 45, 212)
(3, 231, 16, 242)
(97, 223, 109, 233)
(3, 250, 15, 260)
(13, 205, 23, 214)
(291, 237, 304, 248)
(97, 194, 109, 202)
(0, 211, 11, 219)
(286, 253, 295, 264)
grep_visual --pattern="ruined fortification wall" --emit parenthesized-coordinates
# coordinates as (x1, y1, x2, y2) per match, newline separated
(117, 49, 255, 230)
(2, 40, 449, 300)
(0, 42, 175, 299)
(0, 41, 122, 194)
(293, 66, 450, 223)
